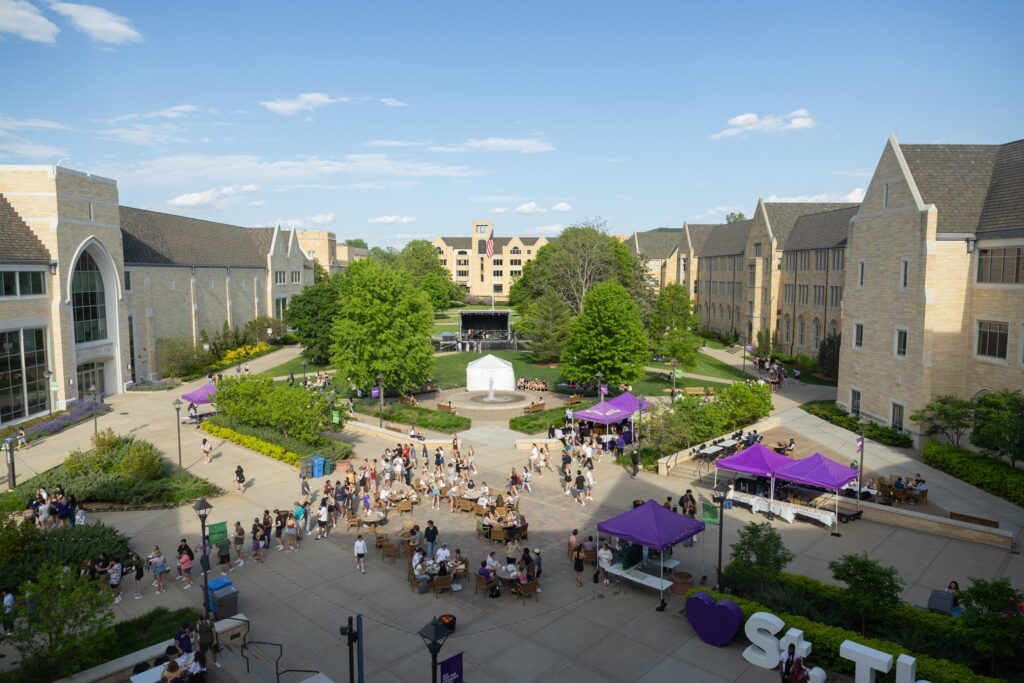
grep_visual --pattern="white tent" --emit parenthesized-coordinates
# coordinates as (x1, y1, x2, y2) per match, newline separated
(466, 354, 516, 392)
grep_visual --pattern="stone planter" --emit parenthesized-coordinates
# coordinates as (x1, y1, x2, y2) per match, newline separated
(670, 569, 695, 595)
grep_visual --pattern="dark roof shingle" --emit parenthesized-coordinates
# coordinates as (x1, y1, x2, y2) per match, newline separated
(764, 202, 858, 246)
(783, 206, 860, 251)
(634, 228, 682, 259)
(900, 144, 999, 234)
(684, 223, 718, 254)
(0, 194, 50, 263)
(119, 206, 269, 267)
(977, 139, 1024, 236)
(697, 220, 753, 257)
(437, 237, 472, 249)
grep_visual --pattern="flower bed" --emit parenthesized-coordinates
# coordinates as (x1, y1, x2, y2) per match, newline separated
(923, 441, 1024, 507)
(801, 400, 913, 448)
(181, 342, 280, 381)
(203, 414, 352, 467)
(0, 398, 111, 444)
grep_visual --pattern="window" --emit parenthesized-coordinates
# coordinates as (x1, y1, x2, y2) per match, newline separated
(858, 261, 865, 287)
(509, 270, 522, 278)
(440, 259, 447, 267)
(784, 252, 797, 271)
(274, 271, 286, 285)
(72, 252, 107, 344)
(510, 247, 521, 255)
(977, 247, 1024, 284)
(850, 390, 861, 417)
(754, 243, 762, 257)
(799, 252, 810, 271)
(813, 319, 821, 349)
(492, 258, 503, 266)
(882, 183, 890, 209)
(0, 328, 49, 422)
(814, 250, 828, 271)
(492, 270, 503, 277)
(748, 264, 755, 286)
(828, 319, 838, 337)
(798, 317, 805, 346)
(510, 259, 522, 266)
(797, 285, 809, 305)
(273, 297, 287, 320)
(900, 259, 909, 290)
(746, 301, 752, 316)
(291, 270, 301, 284)
(457, 250, 468, 256)
(0, 272, 14, 296)
(527, 250, 532, 255)
(854, 323, 864, 348)
(976, 320, 1008, 359)
(455, 259, 469, 267)
(832, 249, 845, 271)
(895, 329, 907, 357)
(476, 224, 488, 233)
(783, 284, 794, 304)
(813, 285, 825, 306)
(493, 284, 503, 293)
(1, 271, 46, 297)
(783, 316, 791, 343)
(123, 270, 132, 293)
(456, 270, 469, 278)
(829, 285, 842, 307)
(88, 201, 94, 222)
(891, 402, 904, 431)
(478, 241, 488, 255)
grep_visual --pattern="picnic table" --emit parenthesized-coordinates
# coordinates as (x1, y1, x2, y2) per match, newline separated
(699, 445, 723, 460)
(131, 653, 194, 683)
(731, 491, 835, 527)
(607, 562, 674, 592)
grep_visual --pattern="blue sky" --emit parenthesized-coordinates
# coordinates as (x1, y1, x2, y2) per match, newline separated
(2, 1, 1022, 246)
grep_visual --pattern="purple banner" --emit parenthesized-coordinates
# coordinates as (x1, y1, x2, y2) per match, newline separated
(440, 652, 463, 683)
(370, 386, 380, 399)
(599, 383, 608, 396)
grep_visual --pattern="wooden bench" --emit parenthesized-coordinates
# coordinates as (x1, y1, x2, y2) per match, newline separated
(399, 394, 418, 406)
(523, 402, 546, 414)
(436, 402, 456, 414)
(385, 423, 405, 434)
(683, 387, 705, 396)
(950, 511, 1000, 529)
(565, 394, 583, 406)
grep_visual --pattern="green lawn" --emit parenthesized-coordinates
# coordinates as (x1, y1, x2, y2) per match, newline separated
(259, 356, 332, 378)
(650, 352, 751, 382)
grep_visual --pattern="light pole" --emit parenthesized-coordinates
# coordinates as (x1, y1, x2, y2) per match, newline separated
(172, 398, 183, 468)
(327, 394, 336, 429)
(339, 615, 364, 683)
(5, 437, 16, 490)
(669, 358, 677, 402)
(376, 373, 384, 428)
(43, 370, 53, 415)
(595, 371, 603, 399)
(88, 384, 98, 434)
(713, 481, 729, 590)
(302, 361, 308, 382)
(418, 617, 451, 683)
(193, 498, 213, 620)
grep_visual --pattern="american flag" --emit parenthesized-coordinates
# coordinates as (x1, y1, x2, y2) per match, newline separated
(485, 231, 494, 258)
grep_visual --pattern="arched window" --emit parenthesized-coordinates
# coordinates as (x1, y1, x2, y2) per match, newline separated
(719, 304, 724, 320)
(726, 305, 732, 322)
(797, 316, 805, 347)
(72, 251, 107, 343)
(828, 319, 838, 337)
(783, 315, 791, 343)
(813, 318, 821, 349)
(510, 246, 521, 255)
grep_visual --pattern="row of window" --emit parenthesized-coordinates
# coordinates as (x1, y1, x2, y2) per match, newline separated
(780, 316, 838, 349)
(847, 390, 906, 432)
(0, 270, 46, 298)
(698, 280, 741, 298)
(850, 319, 1020, 363)
(782, 249, 845, 273)
(977, 247, 1023, 284)
(273, 271, 303, 285)
(0, 327, 49, 424)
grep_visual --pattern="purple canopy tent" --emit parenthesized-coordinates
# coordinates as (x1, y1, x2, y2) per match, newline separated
(714, 443, 794, 523)
(181, 382, 217, 405)
(573, 392, 650, 445)
(605, 392, 651, 414)
(597, 499, 705, 601)
(777, 453, 858, 529)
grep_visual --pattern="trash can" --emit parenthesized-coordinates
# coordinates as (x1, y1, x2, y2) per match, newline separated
(211, 582, 239, 619)
(323, 457, 336, 476)
(312, 456, 325, 478)
(206, 577, 232, 614)
(300, 458, 314, 478)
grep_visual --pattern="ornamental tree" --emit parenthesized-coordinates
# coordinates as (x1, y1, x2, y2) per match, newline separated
(910, 395, 974, 447)
(829, 552, 904, 634)
(559, 281, 649, 385)
(969, 389, 1024, 465)
(646, 283, 698, 370)
(727, 522, 794, 592)
(958, 577, 1024, 675)
(331, 258, 434, 393)
(284, 272, 343, 364)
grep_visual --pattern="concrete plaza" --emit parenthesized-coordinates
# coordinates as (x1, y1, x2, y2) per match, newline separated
(3, 346, 1021, 682)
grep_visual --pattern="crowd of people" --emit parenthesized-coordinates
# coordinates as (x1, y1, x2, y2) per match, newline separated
(127, 615, 222, 681)
(516, 377, 549, 391)
(753, 356, 791, 392)
(23, 484, 85, 530)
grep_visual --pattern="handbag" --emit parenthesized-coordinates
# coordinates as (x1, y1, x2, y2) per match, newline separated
(592, 570, 600, 584)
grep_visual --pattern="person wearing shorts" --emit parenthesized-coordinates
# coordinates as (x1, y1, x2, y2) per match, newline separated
(235, 465, 246, 493)
(316, 502, 329, 540)
(274, 509, 286, 550)
(129, 553, 145, 599)
(148, 546, 168, 594)
(108, 558, 123, 603)
(202, 438, 213, 464)
(178, 549, 193, 589)
(196, 616, 221, 668)
(353, 534, 367, 574)
(217, 539, 232, 575)
(232, 522, 246, 567)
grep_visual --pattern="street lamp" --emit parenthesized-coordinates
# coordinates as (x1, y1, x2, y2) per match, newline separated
(595, 371, 603, 399)
(669, 358, 678, 402)
(88, 384, 98, 434)
(712, 481, 729, 590)
(193, 498, 213, 620)
(43, 370, 53, 416)
(302, 361, 308, 382)
(4, 437, 16, 490)
(327, 393, 336, 429)
(418, 617, 452, 683)
(376, 373, 384, 428)
(172, 398, 183, 468)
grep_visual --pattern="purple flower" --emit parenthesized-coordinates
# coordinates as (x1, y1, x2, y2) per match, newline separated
(24, 398, 109, 439)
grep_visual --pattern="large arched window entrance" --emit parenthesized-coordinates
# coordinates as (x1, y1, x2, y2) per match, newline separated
(68, 240, 122, 400)
(72, 251, 107, 344)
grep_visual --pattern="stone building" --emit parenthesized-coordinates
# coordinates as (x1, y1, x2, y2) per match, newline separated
(295, 230, 367, 274)
(623, 228, 682, 290)
(433, 221, 547, 301)
(693, 219, 752, 337)
(0, 164, 312, 426)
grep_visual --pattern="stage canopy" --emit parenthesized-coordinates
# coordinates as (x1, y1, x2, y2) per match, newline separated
(182, 382, 217, 405)
(574, 392, 649, 425)
(597, 499, 705, 550)
(778, 453, 858, 490)
(466, 354, 516, 392)
(714, 443, 792, 477)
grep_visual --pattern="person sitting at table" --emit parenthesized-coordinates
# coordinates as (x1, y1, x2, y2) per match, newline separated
(465, 479, 476, 491)
(408, 425, 423, 440)
(161, 660, 186, 682)
(435, 543, 451, 564)
(413, 560, 431, 588)
(476, 491, 489, 508)
(506, 489, 519, 507)
(512, 565, 529, 594)
(436, 560, 449, 578)
(450, 548, 467, 578)
(485, 551, 500, 571)
(893, 476, 905, 490)
(494, 493, 505, 509)
(911, 479, 928, 501)
(583, 535, 596, 552)
(412, 548, 424, 571)
(785, 438, 795, 452)
(188, 651, 207, 679)
(478, 561, 493, 581)
(480, 482, 490, 497)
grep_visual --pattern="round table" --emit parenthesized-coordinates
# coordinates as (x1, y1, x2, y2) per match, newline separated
(361, 511, 386, 530)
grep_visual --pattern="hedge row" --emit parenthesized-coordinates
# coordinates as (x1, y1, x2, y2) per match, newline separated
(923, 441, 1024, 507)
(354, 401, 471, 433)
(802, 400, 913, 448)
(684, 588, 1001, 683)
(203, 419, 351, 469)
(204, 414, 352, 461)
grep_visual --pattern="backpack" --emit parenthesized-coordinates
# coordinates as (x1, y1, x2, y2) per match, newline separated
(489, 585, 501, 598)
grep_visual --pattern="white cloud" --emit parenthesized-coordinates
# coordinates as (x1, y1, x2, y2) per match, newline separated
(259, 92, 348, 116)
(369, 215, 416, 224)
(309, 212, 335, 225)
(693, 205, 741, 222)
(551, 202, 572, 213)
(470, 195, 526, 203)
(380, 97, 407, 107)
(248, 200, 266, 207)
(0, 0, 59, 43)
(49, 2, 142, 44)
(364, 139, 432, 148)
(429, 137, 555, 153)
(277, 211, 337, 229)
(0, 115, 69, 131)
(99, 123, 183, 146)
(490, 207, 510, 214)
(524, 223, 565, 237)
(764, 187, 865, 203)
(607, 158, 625, 164)
(0, 129, 66, 158)
(166, 183, 259, 209)
(514, 201, 546, 214)
(709, 108, 816, 140)
(278, 181, 419, 191)
(104, 104, 202, 123)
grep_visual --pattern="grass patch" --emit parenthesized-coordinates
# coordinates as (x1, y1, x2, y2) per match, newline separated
(354, 401, 471, 433)
(801, 400, 913, 448)
(509, 400, 597, 434)
(650, 352, 751, 382)
(204, 414, 353, 463)
(105, 607, 202, 662)
(258, 356, 332, 378)
(432, 351, 562, 390)
(431, 303, 520, 336)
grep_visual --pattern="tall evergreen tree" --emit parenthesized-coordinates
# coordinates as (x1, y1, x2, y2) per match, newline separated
(560, 281, 649, 384)
(516, 289, 572, 362)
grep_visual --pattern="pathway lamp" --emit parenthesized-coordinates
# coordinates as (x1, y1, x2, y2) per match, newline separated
(172, 398, 184, 468)
(192, 498, 213, 620)
(418, 617, 452, 683)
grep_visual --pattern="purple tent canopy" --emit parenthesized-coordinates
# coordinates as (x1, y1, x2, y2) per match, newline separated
(714, 443, 792, 477)
(597, 499, 705, 550)
(181, 382, 217, 405)
(778, 453, 858, 490)
(574, 392, 649, 425)
(606, 392, 650, 413)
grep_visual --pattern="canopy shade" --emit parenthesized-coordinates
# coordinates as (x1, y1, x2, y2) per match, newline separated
(597, 499, 705, 550)
(777, 452, 858, 490)
(574, 392, 649, 425)
(715, 443, 792, 477)
(466, 354, 515, 392)
(605, 392, 650, 414)
(181, 382, 217, 405)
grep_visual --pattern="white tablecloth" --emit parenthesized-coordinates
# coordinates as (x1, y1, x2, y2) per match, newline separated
(731, 491, 834, 527)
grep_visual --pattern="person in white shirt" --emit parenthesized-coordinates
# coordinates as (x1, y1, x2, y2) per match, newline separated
(412, 549, 424, 571)
(477, 494, 489, 508)
(480, 482, 489, 497)
(316, 504, 330, 539)
(485, 551, 500, 571)
(353, 535, 368, 574)
(435, 543, 451, 563)
(597, 543, 614, 585)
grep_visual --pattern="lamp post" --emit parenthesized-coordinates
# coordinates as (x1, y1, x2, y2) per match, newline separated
(172, 398, 183, 468)
(327, 393, 336, 429)
(418, 617, 451, 683)
(88, 384, 98, 434)
(193, 498, 213, 620)
(43, 370, 53, 415)
(339, 615, 364, 683)
(713, 482, 729, 590)
(5, 437, 16, 490)
(302, 361, 308, 382)
(376, 373, 384, 428)
(595, 371, 603, 399)
(669, 358, 678, 402)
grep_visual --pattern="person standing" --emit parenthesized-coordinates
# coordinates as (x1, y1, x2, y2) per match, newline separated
(177, 549, 193, 590)
(201, 439, 213, 464)
(196, 615, 222, 669)
(353, 534, 367, 574)
(148, 546, 168, 594)
(175, 539, 194, 582)
(597, 543, 614, 585)
(779, 643, 796, 683)
(572, 545, 585, 587)
(423, 520, 439, 559)
(232, 521, 246, 567)
(216, 536, 232, 574)
(301, 475, 311, 502)
(1, 588, 13, 634)
(128, 553, 145, 599)
(274, 509, 286, 550)
(108, 557, 124, 603)
(630, 450, 640, 479)
(574, 470, 587, 507)
(235, 465, 246, 493)
(315, 502, 329, 540)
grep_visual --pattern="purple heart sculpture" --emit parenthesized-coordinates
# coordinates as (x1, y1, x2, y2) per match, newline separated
(685, 592, 743, 647)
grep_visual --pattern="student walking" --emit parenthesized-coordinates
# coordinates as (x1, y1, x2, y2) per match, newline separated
(235, 466, 246, 493)
(201, 438, 213, 464)
(353, 534, 367, 574)
(128, 553, 145, 599)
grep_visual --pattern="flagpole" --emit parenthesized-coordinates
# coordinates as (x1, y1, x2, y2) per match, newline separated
(856, 429, 865, 511)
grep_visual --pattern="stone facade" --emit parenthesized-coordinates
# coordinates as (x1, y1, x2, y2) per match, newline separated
(295, 230, 367, 274)
(433, 221, 547, 301)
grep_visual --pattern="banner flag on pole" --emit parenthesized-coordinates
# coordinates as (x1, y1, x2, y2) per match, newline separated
(370, 386, 380, 399)
(485, 230, 494, 258)
(599, 383, 608, 397)
(856, 435, 864, 455)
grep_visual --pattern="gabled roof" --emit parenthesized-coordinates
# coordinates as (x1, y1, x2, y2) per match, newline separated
(437, 236, 472, 249)
(977, 139, 1024, 236)
(633, 227, 682, 259)
(783, 206, 860, 251)
(119, 206, 270, 267)
(696, 220, 752, 257)
(899, 143, 1000, 234)
(763, 202, 858, 246)
(0, 193, 50, 263)
(520, 236, 542, 245)
(684, 223, 718, 255)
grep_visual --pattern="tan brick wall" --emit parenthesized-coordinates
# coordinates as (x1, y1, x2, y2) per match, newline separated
(777, 251, 844, 356)
(695, 254, 745, 338)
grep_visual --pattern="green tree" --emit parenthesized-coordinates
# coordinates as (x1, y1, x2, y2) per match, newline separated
(958, 578, 1024, 674)
(515, 289, 573, 362)
(646, 283, 698, 369)
(754, 328, 776, 358)
(817, 332, 841, 378)
(312, 259, 330, 283)
(343, 238, 369, 249)
(243, 315, 286, 344)
(214, 376, 276, 428)
(969, 389, 1024, 465)
(284, 273, 342, 363)
(266, 385, 331, 442)
(368, 246, 399, 267)
(331, 259, 434, 393)
(716, 382, 773, 428)
(828, 553, 904, 634)
(727, 522, 793, 591)
(560, 281, 649, 384)
(9, 563, 116, 680)
(509, 219, 651, 316)
(910, 395, 974, 447)
(395, 240, 461, 310)
(725, 212, 746, 223)
(0, 516, 44, 592)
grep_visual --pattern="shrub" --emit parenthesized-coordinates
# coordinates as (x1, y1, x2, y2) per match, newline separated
(354, 402, 471, 433)
(156, 336, 212, 377)
(802, 400, 913, 448)
(0, 519, 130, 593)
(204, 420, 299, 466)
(923, 441, 1024, 506)
(509, 401, 595, 434)
(63, 447, 113, 478)
(118, 441, 164, 482)
(203, 415, 352, 466)
(214, 376, 335, 444)
(684, 588, 1001, 683)
(221, 341, 271, 366)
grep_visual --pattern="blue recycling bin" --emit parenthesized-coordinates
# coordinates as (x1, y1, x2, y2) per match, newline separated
(312, 456, 325, 478)
(207, 576, 238, 618)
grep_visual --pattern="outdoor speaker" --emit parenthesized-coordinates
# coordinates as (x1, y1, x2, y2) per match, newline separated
(927, 590, 955, 615)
